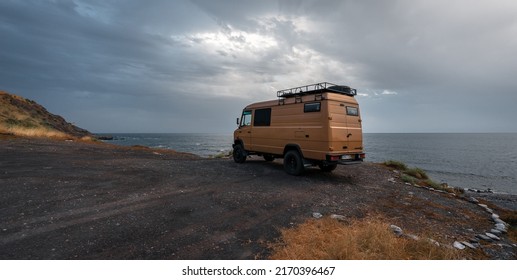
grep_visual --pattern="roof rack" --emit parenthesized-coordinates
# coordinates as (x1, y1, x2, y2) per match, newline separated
(276, 82, 357, 98)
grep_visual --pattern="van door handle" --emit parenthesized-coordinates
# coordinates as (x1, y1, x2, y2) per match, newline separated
(347, 133, 352, 138)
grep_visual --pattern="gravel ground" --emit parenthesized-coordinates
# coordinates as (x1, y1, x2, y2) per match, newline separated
(0, 136, 515, 259)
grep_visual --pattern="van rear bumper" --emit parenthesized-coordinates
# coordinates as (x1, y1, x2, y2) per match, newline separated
(325, 153, 365, 165)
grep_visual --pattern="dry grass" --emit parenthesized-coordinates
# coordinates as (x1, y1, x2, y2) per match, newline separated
(0, 124, 71, 139)
(269, 217, 462, 260)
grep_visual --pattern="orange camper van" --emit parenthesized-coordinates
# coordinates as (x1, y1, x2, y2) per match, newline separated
(233, 82, 365, 175)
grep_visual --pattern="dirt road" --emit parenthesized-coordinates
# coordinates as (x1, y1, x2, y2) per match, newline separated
(0, 137, 515, 259)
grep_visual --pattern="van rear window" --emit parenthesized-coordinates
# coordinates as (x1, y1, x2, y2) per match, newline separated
(304, 102, 321, 112)
(346, 106, 358, 116)
(254, 108, 271, 126)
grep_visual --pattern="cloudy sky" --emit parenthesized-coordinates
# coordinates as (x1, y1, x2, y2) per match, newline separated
(1, 0, 516, 133)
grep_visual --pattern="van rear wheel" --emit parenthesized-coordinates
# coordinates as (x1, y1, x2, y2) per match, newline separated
(284, 150, 304, 175)
(233, 144, 247, 163)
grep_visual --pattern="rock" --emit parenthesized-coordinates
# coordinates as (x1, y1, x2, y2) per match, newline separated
(312, 212, 323, 219)
(469, 237, 480, 243)
(485, 232, 501, 241)
(490, 229, 502, 235)
(428, 238, 440, 247)
(493, 218, 506, 225)
(388, 178, 396, 183)
(495, 223, 507, 233)
(477, 203, 488, 208)
(389, 225, 403, 237)
(491, 213, 500, 220)
(453, 241, 466, 250)
(329, 214, 346, 221)
(477, 234, 493, 241)
(468, 197, 479, 203)
(461, 241, 477, 249)
(405, 234, 419, 240)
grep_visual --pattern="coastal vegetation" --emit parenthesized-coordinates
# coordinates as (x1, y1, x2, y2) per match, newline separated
(383, 160, 463, 195)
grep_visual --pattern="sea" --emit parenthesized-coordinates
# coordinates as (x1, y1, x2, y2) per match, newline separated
(97, 133, 517, 195)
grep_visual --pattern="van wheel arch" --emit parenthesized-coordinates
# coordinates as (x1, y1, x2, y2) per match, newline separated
(283, 144, 303, 158)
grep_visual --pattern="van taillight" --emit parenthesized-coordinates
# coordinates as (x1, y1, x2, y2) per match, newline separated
(330, 156, 340, 161)
(359, 153, 366, 159)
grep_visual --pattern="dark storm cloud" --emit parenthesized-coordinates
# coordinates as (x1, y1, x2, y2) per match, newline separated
(1, 0, 516, 133)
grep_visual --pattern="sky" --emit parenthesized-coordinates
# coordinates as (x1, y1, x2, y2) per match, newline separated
(1, 0, 517, 133)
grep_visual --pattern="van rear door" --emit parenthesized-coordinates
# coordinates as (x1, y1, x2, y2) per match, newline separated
(345, 105, 362, 151)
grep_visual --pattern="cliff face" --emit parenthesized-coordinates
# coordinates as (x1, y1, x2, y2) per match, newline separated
(0, 90, 92, 138)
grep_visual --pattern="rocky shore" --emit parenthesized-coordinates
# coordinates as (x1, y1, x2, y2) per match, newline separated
(0, 136, 515, 259)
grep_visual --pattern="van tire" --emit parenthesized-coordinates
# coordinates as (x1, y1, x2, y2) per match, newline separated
(263, 154, 275, 162)
(319, 163, 337, 172)
(284, 150, 304, 175)
(233, 144, 247, 163)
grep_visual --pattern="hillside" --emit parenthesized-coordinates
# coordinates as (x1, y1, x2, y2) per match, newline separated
(0, 90, 92, 139)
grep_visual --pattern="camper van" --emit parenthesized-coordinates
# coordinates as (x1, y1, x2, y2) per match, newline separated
(233, 82, 365, 175)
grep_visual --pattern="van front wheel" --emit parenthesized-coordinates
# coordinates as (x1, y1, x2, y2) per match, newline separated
(284, 150, 304, 175)
(233, 144, 247, 163)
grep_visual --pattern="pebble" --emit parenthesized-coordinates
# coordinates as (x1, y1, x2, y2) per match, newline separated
(491, 213, 500, 219)
(485, 233, 501, 241)
(453, 241, 466, 250)
(390, 225, 403, 237)
(468, 197, 479, 203)
(312, 212, 323, 219)
(493, 218, 505, 225)
(388, 178, 396, 183)
(490, 229, 502, 235)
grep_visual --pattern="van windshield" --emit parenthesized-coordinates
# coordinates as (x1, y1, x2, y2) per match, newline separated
(241, 110, 252, 126)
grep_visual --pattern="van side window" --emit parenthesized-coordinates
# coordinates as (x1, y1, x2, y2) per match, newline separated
(304, 102, 321, 112)
(346, 106, 359, 116)
(253, 108, 271, 126)
(240, 110, 252, 126)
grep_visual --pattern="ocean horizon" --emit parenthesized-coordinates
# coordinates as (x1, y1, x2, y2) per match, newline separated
(96, 132, 517, 195)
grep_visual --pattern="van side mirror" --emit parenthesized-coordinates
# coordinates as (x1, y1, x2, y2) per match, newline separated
(236, 117, 240, 126)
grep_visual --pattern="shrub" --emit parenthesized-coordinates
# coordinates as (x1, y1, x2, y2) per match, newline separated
(401, 174, 418, 185)
(383, 160, 407, 171)
(405, 167, 429, 179)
